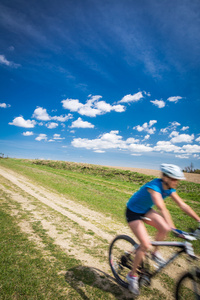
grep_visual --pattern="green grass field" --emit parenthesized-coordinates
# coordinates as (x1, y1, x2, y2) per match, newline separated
(1, 158, 199, 233)
(0, 158, 200, 299)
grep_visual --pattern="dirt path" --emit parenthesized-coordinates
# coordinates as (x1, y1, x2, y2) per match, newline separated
(0, 165, 192, 299)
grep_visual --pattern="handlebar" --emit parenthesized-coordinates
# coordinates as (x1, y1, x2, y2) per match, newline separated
(172, 228, 200, 241)
(141, 216, 200, 241)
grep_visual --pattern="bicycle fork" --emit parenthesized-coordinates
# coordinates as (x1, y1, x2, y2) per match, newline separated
(191, 267, 200, 299)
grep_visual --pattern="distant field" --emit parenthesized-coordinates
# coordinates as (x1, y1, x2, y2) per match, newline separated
(0, 158, 200, 299)
(106, 165, 200, 184)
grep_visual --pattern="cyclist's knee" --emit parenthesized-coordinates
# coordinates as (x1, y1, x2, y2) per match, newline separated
(140, 241, 151, 252)
(158, 222, 171, 234)
(163, 223, 171, 234)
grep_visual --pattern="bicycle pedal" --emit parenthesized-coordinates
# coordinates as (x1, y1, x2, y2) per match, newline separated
(140, 274, 151, 287)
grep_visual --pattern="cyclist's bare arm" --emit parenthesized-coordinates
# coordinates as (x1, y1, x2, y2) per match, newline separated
(170, 192, 200, 222)
(148, 189, 175, 228)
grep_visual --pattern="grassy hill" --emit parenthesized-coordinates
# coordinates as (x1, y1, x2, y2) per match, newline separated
(0, 158, 200, 299)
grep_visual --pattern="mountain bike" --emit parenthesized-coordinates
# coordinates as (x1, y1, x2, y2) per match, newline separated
(109, 228, 200, 299)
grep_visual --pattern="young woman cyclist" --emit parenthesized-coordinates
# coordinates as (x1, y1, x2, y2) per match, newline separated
(125, 163, 200, 295)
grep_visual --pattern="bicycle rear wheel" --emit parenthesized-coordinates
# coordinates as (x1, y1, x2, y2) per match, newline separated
(109, 235, 140, 288)
(175, 272, 200, 300)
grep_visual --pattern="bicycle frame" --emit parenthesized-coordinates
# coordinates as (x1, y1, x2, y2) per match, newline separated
(109, 231, 199, 296)
(147, 241, 190, 278)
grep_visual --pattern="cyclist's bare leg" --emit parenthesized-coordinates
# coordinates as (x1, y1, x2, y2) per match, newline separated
(144, 209, 171, 252)
(128, 220, 151, 276)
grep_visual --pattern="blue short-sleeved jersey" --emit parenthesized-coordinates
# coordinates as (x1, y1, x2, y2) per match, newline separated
(126, 178, 176, 214)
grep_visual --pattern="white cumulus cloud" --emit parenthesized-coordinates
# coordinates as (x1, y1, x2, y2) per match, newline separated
(182, 144, 200, 153)
(32, 107, 72, 123)
(71, 129, 200, 157)
(62, 99, 83, 112)
(71, 130, 153, 154)
(62, 95, 125, 117)
(32, 107, 51, 121)
(167, 96, 183, 103)
(128, 143, 152, 153)
(9, 117, 36, 128)
(160, 121, 181, 134)
(170, 133, 194, 144)
(119, 92, 144, 103)
(0, 102, 11, 108)
(70, 117, 94, 128)
(150, 99, 165, 108)
(181, 126, 189, 131)
(35, 134, 47, 141)
(46, 122, 58, 129)
(143, 134, 150, 140)
(169, 131, 179, 138)
(133, 120, 157, 134)
(23, 131, 34, 136)
(154, 141, 181, 153)
(51, 114, 72, 122)
(112, 104, 125, 112)
(126, 137, 140, 144)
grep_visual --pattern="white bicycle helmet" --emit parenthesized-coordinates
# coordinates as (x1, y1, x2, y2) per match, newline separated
(160, 163, 185, 180)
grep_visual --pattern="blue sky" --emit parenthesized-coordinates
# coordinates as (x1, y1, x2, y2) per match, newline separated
(0, 0, 200, 170)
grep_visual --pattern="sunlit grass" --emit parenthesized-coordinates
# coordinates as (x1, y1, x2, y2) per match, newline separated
(0, 158, 199, 299)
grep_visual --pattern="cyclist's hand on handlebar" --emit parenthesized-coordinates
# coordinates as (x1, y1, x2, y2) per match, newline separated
(171, 228, 185, 239)
(194, 222, 200, 239)
(172, 228, 197, 241)
(198, 221, 200, 230)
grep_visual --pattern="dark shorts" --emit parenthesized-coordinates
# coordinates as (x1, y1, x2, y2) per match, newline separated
(125, 207, 148, 223)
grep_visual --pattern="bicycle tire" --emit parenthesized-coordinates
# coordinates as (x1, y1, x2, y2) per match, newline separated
(108, 235, 140, 288)
(175, 272, 200, 300)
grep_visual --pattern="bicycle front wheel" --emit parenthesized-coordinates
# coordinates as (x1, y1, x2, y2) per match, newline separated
(108, 235, 139, 288)
(175, 272, 200, 300)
